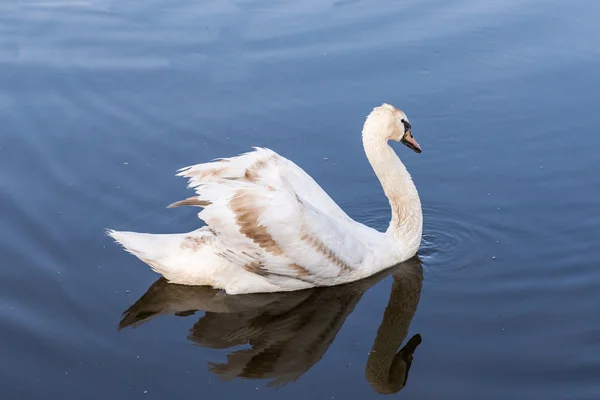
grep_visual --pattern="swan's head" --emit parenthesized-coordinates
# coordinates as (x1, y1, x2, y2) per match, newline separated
(365, 103, 422, 153)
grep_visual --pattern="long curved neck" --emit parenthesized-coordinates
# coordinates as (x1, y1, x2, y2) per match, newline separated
(362, 127, 422, 250)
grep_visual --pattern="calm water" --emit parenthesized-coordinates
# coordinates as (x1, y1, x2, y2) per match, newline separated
(2, 0, 600, 398)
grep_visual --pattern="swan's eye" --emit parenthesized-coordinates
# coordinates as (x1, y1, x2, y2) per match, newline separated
(401, 119, 412, 132)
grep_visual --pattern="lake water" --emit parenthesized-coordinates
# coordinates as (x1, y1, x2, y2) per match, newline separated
(2, 0, 600, 398)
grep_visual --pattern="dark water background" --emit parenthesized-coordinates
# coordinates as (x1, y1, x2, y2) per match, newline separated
(1, 0, 600, 399)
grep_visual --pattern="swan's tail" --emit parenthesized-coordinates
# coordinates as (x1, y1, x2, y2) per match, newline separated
(107, 229, 179, 274)
(106, 228, 216, 281)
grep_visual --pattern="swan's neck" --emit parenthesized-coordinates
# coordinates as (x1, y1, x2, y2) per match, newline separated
(362, 129, 422, 253)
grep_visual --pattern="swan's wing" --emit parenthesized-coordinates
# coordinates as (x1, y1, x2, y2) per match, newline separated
(194, 179, 368, 284)
(171, 147, 351, 223)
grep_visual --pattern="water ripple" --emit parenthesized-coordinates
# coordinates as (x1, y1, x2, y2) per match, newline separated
(419, 204, 510, 278)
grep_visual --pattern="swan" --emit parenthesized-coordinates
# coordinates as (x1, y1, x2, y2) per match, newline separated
(107, 103, 423, 294)
(119, 258, 424, 392)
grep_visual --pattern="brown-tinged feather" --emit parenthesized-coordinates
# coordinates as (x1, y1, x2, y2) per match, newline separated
(188, 167, 227, 180)
(244, 154, 277, 183)
(300, 232, 353, 274)
(180, 235, 214, 251)
(229, 190, 285, 256)
(167, 197, 212, 208)
(243, 261, 269, 276)
(289, 263, 311, 277)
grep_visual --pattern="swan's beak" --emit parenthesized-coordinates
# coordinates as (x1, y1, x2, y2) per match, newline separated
(401, 130, 422, 153)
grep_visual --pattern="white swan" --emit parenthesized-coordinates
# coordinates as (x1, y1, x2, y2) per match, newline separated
(107, 103, 423, 294)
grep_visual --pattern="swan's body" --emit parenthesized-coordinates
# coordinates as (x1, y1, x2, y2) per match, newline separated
(108, 103, 423, 294)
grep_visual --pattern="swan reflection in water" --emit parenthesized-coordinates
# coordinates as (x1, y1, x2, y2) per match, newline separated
(119, 257, 423, 393)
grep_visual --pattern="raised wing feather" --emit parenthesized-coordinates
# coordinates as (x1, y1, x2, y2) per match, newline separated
(173, 148, 352, 224)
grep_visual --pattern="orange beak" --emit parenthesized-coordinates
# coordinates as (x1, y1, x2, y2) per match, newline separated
(401, 130, 422, 153)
